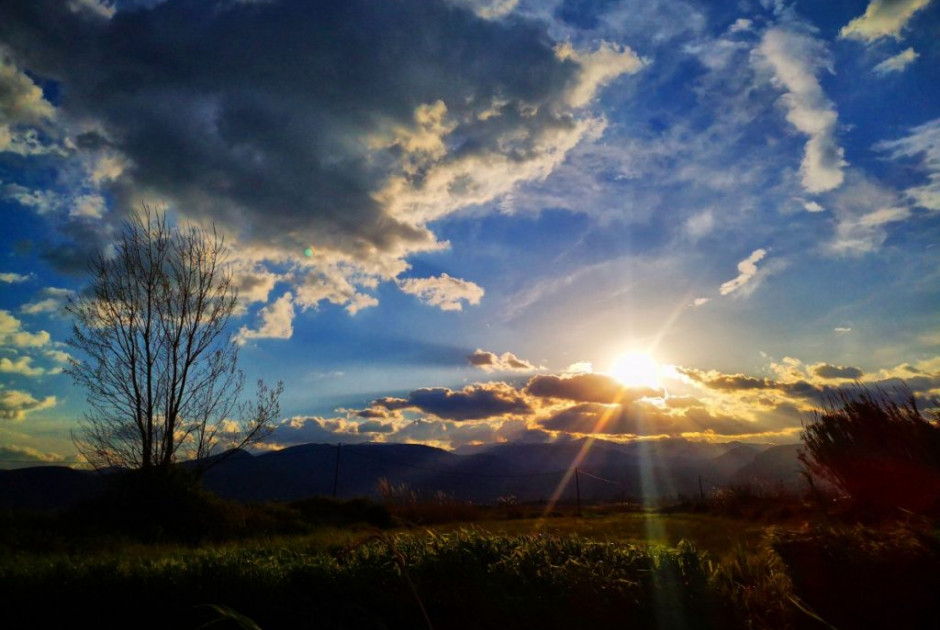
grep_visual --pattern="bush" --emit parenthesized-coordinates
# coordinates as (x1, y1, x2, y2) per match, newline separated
(800, 385, 940, 517)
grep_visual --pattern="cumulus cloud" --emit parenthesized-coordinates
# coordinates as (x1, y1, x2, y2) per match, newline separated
(0, 310, 51, 348)
(755, 28, 845, 193)
(0, 0, 640, 317)
(719, 249, 767, 296)
(236, 292, 294, 345)
(19, 288, 74, 315)
(0, 356, 48, 377)
(398, 274, 484, 311)
(0, 46, 59, 156)
(525, 372, 663, 403)
(554, 40, 647, 108)
(467, 349, 538, 372)
(0, 389, 56, 420)
(840, 0, 933, 42)
(540, 401, 755, 437)
(373, 382, 531, 421)
(873, 47, 919, 75)
(876, 118, 940, 211)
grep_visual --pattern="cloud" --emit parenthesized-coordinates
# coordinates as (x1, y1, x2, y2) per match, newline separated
(755, 28, 845, 193)
(539, 401, 755, 437)
(554, 40, 647, 108)
(0, 46, 59, 156)
(803, 200, 824, 212)
(812, 364, 864, 380)
(398, 274, 484, 311)
(525, 372, 663, 404)
(467, 349, 538, 372)
(0, 356, 48, 377)
(840, 0, 933, 43)
(827, 175, 910, 255)
(0, 444, 65, 468)
(19, 288, 74, 315)
(0, 389, 56, 420)
(873, 47, 919, 75)
(834, 327, 852, 334)
(236, 292, 294, 345)
(0, 272, 31, 283)
(719, 248, 767, 296)
(0, 311, 51, 348)
(876, 118, 940, 211)
(373, 382, 531, 421)
(0, 0, 639, 315)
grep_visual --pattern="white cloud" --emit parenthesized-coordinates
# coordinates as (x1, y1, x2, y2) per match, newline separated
(555, 40, 647, 108)
(834, 327, 852, 333)
(0, 444, 65, 467)
(729, 18, 753, 33)
(20, 288, 74, 315)
(720, 249, 767, 296)
(0, 389, 56, 421)
(446, 0, 518, 20)
(840, 0, 932, 42)
(0, 46, 58, 157)
(755, 28, 845, 193)
(693, 297, 711, 307)
(684, 209, 715, 239)
(830, 205, 910, 255)
(0, 310, 51, 348)
(235, 292, 295, 345)
(876, 118, 940, 211)
(803, 200, 825, 212)
(0, 272, 31, 283)
(0, 356, 47, 377)
(69, 193, 107, 219)
(398, 274, 484, 311)
(873, 47, 919, 75)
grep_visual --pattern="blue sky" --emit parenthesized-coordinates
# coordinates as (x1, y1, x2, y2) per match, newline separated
(1, 0, 938, 466)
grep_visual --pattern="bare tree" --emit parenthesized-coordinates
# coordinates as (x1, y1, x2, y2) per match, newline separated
(66, 207, 282, 476)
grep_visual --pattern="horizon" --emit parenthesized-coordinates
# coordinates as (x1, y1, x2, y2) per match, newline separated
(1, 0, 939, 468)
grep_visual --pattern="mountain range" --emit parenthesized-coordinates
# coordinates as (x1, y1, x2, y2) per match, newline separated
(0, 438, 806, 511)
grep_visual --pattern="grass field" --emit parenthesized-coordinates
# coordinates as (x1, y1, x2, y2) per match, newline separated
(3, 495, 939, 629)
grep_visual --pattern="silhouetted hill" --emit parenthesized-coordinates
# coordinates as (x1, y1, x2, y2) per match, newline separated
(732, 443, 804, 488)
(1, 439, 807, 510)
(0, 466, 104, 510)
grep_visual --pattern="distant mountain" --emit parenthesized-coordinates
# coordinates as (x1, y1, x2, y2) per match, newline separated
(731, 444, 805, 489)
(1, 439, 806, 510)
(0, 466, 104, 510)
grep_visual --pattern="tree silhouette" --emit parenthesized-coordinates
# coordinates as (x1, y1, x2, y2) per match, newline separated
(800, 385, 940, 515)
(66, 207, 281, 476)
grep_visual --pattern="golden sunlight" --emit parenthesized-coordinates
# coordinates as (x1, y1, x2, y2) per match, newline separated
(607, 351, 662, 389)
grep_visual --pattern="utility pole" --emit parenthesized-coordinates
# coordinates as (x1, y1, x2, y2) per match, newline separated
(698, 475, 704, 501)
(575, 467, 582, 517)
(332, 442, 341, 498)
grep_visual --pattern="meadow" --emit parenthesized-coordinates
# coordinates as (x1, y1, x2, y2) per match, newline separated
(3, 487, 939, 630)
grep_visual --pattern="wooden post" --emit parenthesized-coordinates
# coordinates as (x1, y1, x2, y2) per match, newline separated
(575, 467, 582, 517)
(332, 442, 341, 498)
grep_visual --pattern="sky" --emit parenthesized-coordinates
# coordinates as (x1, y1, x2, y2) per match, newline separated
(1, 0, 939, 467)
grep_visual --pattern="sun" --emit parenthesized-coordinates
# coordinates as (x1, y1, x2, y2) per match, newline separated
(607, 351, 662, 389)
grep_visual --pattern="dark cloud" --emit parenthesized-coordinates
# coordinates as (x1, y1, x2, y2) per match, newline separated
(373, 383, 532, 421)
(467, 348, 537, 371)
(541, 402, 680, 435)
(541, 401, 758, 437)
(0, 0, 592, 290)
(525, 372, 662, 403)
(354, 408, 389, 419)
(813, 364, 864, 380)
(357, 420, 394, 434)
(678, 367, 772, 391)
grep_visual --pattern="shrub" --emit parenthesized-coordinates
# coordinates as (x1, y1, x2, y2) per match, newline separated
(800, 385, 940, 517)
